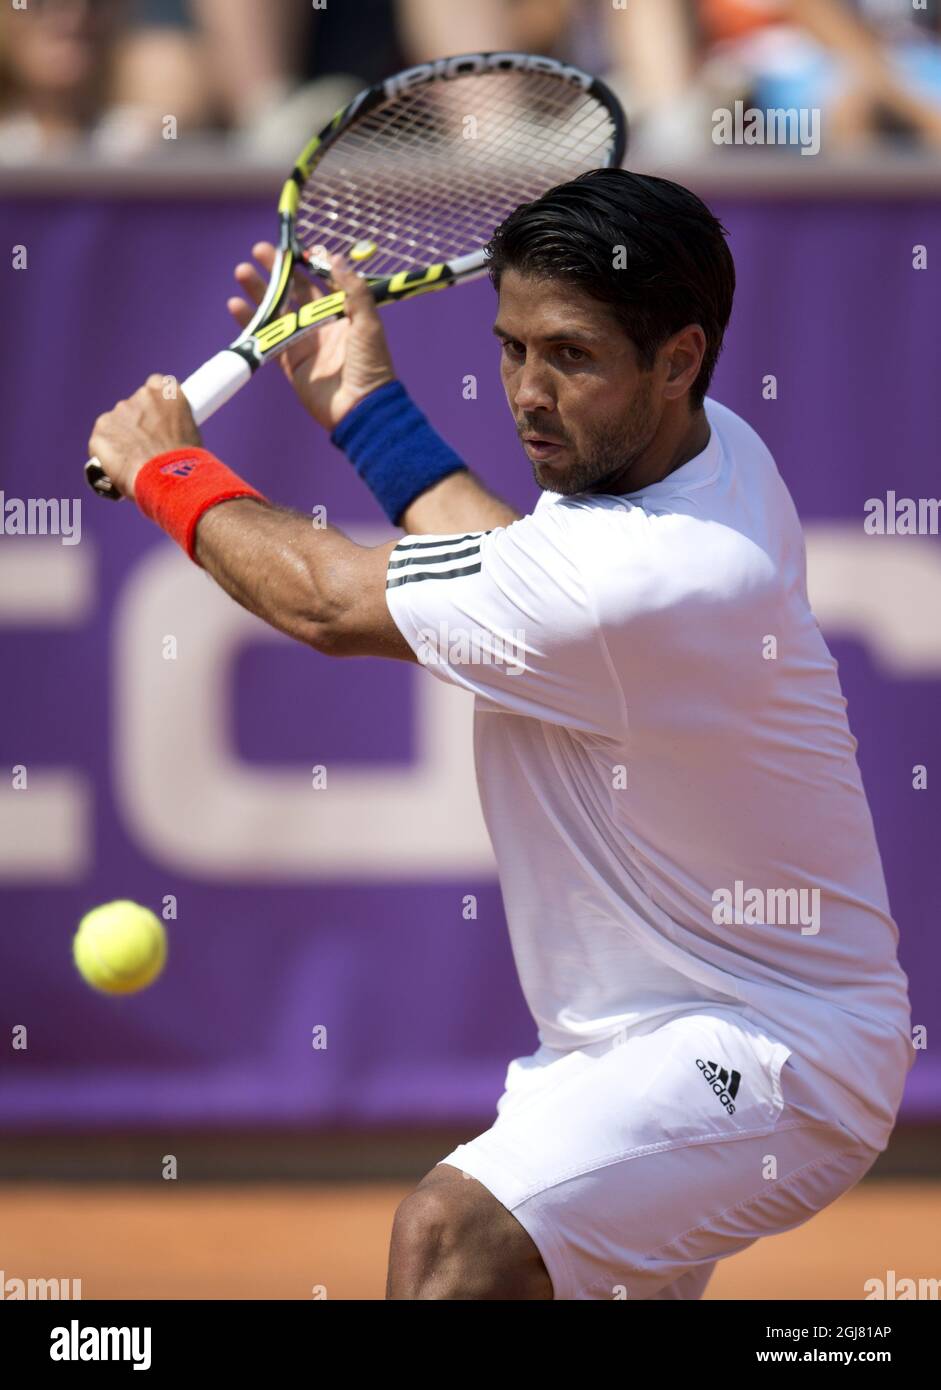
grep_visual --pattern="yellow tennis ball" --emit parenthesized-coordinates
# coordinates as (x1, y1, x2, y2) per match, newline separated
(350, 239, 378, 262)
(73, 900, 167, 995)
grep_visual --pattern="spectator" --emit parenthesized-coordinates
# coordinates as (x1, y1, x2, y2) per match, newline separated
(190, 0, 399, 162)
(111, 0, 211, 149)
(0, 0, 209, 163)
(8, 0, 936, 166)
(0, 0, 126, 162)
(696, 0, 941, 153)
(593, 0, 941, 160)
(195, 0, 528, 164)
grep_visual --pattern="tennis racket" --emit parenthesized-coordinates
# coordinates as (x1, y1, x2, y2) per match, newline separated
(85, 51, 627, 500)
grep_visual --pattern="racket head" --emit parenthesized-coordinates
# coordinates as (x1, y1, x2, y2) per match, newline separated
(288, 52, 627, 282)
(85, 55, 626, 501)
(235, 52, 627, 358)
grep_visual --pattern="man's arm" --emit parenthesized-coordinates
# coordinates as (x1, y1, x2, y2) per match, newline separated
(88, 244, 521, 656)
(397, 468, 519, 534)
(193, 497, 415, 660)
(88, 372, 519, 663)
(86, 378, 416, 661)
(228, 247, 521, 535)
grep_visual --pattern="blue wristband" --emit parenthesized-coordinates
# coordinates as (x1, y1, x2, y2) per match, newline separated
(330, 380, 467, 525)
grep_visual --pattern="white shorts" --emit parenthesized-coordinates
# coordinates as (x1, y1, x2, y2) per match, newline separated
(439, 1008, 883, 1300)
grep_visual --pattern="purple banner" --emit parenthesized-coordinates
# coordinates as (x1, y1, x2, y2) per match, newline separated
(1, 187, 939, 1130)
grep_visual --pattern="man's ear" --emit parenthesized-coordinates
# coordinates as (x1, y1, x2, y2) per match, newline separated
(662, 325, 707, 400)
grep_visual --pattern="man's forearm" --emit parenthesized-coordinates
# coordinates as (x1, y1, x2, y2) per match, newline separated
(191, 496, 409, 660)
(190, 380, 522, 642)
(193, 497, 353, 647)
(398, 468, 519, 534)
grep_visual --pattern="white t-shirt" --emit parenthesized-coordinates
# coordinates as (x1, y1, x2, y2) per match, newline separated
(385, 397, 913, 1151)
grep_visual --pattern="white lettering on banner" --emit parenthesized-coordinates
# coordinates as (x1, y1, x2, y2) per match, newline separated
(2, 528, 941, 883)
(804, 526, 941, 673)
(0, 537, 94, 621)
(0, 540, 93, 878)
(114, 536, 496, 879)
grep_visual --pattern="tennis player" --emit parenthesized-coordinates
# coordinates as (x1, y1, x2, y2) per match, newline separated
(89, 169, 913, 1301)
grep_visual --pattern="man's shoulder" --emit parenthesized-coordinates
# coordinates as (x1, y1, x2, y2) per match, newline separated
(704, 395, 777, 470)
(516, 490, 643, 560)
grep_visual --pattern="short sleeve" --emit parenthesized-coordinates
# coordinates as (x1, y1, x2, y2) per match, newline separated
(385, 505, 625, 737)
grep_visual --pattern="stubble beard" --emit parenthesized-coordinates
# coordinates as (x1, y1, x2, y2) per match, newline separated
(532, 379, 658, 497)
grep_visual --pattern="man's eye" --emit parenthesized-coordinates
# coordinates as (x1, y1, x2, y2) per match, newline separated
(560, 346, 586, 362)
(502, 340, 524, 358)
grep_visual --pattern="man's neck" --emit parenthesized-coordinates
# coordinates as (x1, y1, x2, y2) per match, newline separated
(652, 407, 712, 489)
(589, 406, 711, 496)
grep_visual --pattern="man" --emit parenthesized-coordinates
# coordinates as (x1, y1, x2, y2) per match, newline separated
(90, 169, 913, 1301)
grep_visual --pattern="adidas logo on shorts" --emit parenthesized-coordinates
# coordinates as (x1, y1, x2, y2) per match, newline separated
(696, 1058, 741, 1115)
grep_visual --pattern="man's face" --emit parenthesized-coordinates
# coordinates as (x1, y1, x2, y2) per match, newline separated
(494, 269, 660, 495)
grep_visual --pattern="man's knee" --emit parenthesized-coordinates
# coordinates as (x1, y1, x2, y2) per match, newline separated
(386, 1175, 552, 1300)
(388, 1187, 467, 1298)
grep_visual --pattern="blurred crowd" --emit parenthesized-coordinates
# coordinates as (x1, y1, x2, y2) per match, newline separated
(1, 0, 941, 166)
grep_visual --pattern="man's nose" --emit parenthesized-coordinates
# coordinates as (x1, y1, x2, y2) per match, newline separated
(513, 361, 555, 412)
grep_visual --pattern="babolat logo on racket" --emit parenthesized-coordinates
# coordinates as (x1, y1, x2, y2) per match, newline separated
(160, 458, 200, 478)
(253, 268, 448, 357)
(384, 52, 593, 99)
(696, 1058, 741, 1114)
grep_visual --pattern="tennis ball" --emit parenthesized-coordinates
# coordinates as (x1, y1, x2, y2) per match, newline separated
(73, 900, 167, 995)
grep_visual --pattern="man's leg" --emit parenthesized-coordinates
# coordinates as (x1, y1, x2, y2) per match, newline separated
(386, 1162, 554, 1300)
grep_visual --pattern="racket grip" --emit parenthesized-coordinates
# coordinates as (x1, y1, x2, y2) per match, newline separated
(84, 350, 254, 501)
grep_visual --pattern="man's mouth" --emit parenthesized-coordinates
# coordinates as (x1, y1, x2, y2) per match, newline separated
(522, 434, 566, 460)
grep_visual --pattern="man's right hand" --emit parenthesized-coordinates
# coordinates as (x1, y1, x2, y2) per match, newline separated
(227, 243, 397, 432)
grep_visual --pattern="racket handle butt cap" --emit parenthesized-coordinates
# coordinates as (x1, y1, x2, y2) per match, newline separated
(84, 350, 254, 500)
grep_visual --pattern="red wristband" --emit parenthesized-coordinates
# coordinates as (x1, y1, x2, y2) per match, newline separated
(135, 448, 267, 563)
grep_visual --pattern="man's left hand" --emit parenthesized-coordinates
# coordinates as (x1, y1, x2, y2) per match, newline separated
(88, 375, 202, 500)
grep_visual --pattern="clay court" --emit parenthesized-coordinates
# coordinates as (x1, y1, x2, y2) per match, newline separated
(3, 1132, 938, 1300)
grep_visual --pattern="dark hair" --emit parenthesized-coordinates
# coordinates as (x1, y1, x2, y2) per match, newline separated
(486, 169, 735, 409)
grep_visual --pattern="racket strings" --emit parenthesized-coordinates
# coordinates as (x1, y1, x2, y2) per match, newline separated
(295, 71, 618, 277)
